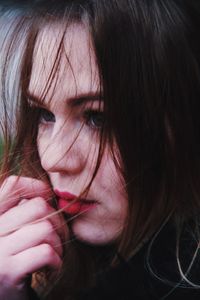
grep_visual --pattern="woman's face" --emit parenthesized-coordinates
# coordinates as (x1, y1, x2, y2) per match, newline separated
(28, 23, 128, 245)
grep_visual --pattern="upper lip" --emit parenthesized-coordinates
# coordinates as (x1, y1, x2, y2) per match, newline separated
(54, 189, 77, 201)
(54, 189, 97, 203)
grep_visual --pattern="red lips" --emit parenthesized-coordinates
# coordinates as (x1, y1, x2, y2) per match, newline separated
(54, 190, 76, 200)
(54, 189, 97, 215)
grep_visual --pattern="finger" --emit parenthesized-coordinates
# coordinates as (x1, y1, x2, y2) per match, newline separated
(0, 176, 52, 213)
(1, 244, 62, 285)
(0, 220, 63, 257)
(0, 197, 68, 241)
(18, 199, 28, 206)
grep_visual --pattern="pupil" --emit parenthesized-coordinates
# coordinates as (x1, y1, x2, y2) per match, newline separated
(41, 109, 55, 122)
(93, 112, 104, 127)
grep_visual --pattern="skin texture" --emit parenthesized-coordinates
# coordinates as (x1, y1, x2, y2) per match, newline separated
(0, 23, 127, 299)
(30, 23, 128, 245)
(0, 176, 67, 299)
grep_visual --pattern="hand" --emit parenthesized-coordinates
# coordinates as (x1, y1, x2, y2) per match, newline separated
(0, 176, 68, 300)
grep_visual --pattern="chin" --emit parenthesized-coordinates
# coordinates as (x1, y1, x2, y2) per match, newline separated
(71, 220, 121, 246)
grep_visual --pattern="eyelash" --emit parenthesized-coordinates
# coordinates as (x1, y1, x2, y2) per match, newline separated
(38, 108, 55, 123)
(34, 107, 104, 130)
(83, 109, 104, 130)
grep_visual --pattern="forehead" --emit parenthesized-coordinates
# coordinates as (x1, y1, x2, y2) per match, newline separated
(29, 23, 99, 103)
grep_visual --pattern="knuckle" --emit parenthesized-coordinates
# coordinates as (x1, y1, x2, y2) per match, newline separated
(41, 243, 55, 259)
(6, 176, 17, 186)
(31, 197, 49, 216)
(2, 176, 17, 190)
(41, 220, 54, 235)
(0, 176, 19, 205)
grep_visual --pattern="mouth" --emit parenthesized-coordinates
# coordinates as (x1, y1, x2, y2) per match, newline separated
(54, 189, 97, 215)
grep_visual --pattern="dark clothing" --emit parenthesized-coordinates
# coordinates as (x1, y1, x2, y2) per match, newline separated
(78, 222, 200, 300)
(30, 222, 200, 299)
(29, 288, 39, 300)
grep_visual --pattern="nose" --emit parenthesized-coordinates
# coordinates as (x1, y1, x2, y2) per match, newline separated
(38, 124, 88, 175)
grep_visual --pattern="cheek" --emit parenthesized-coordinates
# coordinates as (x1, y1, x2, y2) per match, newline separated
(70, 152, 128, 245)
(100, 159, 128, 226)
(37, 134, 42, 161)
(37, 128, 45, 153)
(37, 133, 50, 170)
(97, 153, 126, 199)
(93, 158, 128, 230)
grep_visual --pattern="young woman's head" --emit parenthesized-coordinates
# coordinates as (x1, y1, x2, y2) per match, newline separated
(28, 21, 128, 246)
(1, 0, 200, 263)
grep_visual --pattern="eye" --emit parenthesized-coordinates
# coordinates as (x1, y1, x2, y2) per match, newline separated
(39, 108, 55, 123)
(83, 109, 104, 129)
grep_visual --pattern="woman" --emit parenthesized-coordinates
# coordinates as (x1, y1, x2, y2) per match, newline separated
(1, 0, 200, 299)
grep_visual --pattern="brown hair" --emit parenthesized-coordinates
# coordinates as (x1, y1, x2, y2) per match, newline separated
(1, 0, 200, 298)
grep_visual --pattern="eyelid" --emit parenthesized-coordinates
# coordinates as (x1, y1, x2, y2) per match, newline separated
(82, 100, 104, 111)
(83, 108, 105, 130)
(27, 99, 55, 123)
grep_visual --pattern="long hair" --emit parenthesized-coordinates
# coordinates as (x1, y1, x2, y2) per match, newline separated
(1, 0, 200, 298)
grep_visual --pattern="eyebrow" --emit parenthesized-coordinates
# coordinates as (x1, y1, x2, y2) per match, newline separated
(25, 90, 103, 107)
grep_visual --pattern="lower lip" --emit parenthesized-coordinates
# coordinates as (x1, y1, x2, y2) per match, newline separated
(58, 198, 97, 215)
